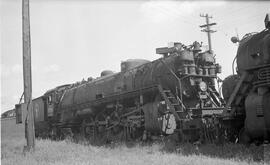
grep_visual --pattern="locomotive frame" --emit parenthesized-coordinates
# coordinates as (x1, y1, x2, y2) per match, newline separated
(15, 40, 227, 145)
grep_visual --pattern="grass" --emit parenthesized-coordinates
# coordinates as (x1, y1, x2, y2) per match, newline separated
(1, 137, 269, 165)
(1, 118, 269, 165)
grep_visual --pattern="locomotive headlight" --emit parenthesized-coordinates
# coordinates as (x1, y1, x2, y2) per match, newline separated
(199, 81, 207, 92)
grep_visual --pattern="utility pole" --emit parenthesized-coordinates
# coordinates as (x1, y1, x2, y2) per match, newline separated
(22, 0, 35, 151)
(199, 14, 217, 52)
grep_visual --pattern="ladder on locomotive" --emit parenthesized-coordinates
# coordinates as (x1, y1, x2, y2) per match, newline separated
(224, 71, 253, 116)
(158, 85, 186, 121)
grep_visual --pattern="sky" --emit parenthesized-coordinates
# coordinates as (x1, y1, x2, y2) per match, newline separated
(1, 0, 269, 112)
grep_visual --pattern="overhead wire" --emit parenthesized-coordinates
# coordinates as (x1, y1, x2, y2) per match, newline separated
(143, 1, 266, 40)
(152, 4, 199, 27)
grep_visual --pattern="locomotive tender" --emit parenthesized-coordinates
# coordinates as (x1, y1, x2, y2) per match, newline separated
(222, 14, 270, 143)
(16, 41, 225, 143)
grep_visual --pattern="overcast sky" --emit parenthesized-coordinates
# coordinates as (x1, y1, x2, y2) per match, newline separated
(1, 0, 269, 112)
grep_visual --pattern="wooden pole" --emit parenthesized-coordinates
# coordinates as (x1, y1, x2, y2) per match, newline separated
(205, 14, 212, 52)
(22, 0, 35, 150)
(199, 14, 217, 53)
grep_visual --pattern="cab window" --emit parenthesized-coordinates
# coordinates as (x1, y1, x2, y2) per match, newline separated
(48, 95, 52, 105)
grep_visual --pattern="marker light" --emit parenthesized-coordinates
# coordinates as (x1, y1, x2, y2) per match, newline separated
(199, 81, 207, 92)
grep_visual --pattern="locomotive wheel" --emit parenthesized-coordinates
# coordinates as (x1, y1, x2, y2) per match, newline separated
(107, 111, 121, 134)
(83, 117, 96, 142)
(200, 117, 224, 144)
(95, 112, 109, 145)
(123, 125, 144, 142)
(50, 126, 59, 140)
(71, 126, 84, 143)
(101, 110, 124, 143)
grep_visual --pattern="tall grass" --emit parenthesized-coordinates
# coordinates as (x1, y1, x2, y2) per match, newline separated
(1, 119, 269, 165)
(1, 137, 269, 165)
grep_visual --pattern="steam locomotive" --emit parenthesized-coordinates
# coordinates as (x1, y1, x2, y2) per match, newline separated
(16, 41, 225, 143)
(222, 14, 270, 143)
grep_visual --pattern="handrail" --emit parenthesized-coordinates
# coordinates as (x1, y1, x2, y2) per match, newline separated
(176, 95, 186, 111)
(158, 85, 181, 121)
(159, 59, 184, 111)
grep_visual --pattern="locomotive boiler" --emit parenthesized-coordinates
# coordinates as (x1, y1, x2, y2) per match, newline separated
(16, 41, 225, 144)
(222, 14, 270, 143)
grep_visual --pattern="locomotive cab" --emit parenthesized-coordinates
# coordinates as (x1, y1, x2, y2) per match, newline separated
(44, 89, 58, 119)
(44, 84, 71, 120)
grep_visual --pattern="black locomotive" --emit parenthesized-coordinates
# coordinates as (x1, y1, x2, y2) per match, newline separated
(15, 41, 225, 144)
(222, 14, 270, 143)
